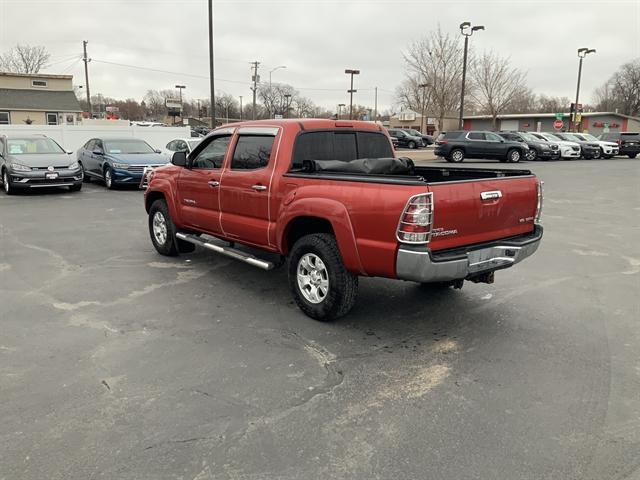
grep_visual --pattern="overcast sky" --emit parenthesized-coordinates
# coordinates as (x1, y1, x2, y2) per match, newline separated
(1, 0, 639, 113)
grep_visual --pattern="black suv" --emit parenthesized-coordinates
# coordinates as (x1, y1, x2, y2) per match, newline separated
(434, 130, 529, 163)
(598, 132, 640, 158)
(553, 132, 600, 159)
(400, 129, 433, 146)
(387, 129, 423, 149)
(496, 131, 560, 161)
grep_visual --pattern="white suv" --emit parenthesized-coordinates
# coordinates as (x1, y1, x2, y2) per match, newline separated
(531, 132, 581, 159)
(573, 133, 619, 159)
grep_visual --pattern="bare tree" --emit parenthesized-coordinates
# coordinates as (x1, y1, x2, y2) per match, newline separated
(0, 44, 50, 73)
(469, 51, 527, 129)
(536, 94, 571, 113)
(402, 27, 464, 132)
(258, 83, 298, 118)
(593, 81, 618, 112)
(611, 59, 640, 116)
(503, 86, 537, 114)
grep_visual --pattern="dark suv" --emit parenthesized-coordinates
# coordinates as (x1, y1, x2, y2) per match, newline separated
(497, 131, 560, 161)
(598, 132, 640, 158)
(553, 132, 600, 159)
(434, 130, 529, 163)
(387, 129, 423, 149)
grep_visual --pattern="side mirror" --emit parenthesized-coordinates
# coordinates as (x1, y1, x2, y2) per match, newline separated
(171, 151, 187, 167)
(154, 149, 161, 154)
(67, 151, 73, 155)
(92, 149, 103, 155)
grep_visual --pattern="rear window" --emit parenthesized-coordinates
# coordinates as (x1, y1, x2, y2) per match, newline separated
(440, 131, 464, 140)
(291, 131, 393, 170)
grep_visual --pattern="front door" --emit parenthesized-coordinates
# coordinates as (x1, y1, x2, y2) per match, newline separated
(220, 129, 278, 248)
(176, 134, 231, 235)
(484, 132, 505, 156)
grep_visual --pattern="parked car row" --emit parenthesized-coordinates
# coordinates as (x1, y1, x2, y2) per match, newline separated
(387, 128, 433, 149)
(434, 129, 635, 163)
(0, 133, 205, 194)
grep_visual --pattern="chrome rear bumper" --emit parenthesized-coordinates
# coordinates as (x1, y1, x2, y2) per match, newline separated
(396, 226, 543, 283)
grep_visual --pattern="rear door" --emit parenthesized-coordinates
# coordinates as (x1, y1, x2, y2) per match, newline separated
(427, 175, 539, 251)
(176, 134, 231, 234)
(219, 127, 278, 247)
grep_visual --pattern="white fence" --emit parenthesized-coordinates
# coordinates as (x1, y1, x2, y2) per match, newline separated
(0, 124, 191, 152)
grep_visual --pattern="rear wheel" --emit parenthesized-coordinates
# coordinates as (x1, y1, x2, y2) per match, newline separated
(148, 199, 179, 256)
(288, 233, 358, 321)
(629, 154, 637, 159)
(507, 148, 521, 163)
(449, 148, 465, 163)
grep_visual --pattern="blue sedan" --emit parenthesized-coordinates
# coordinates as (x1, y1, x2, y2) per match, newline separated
(77, 137, 168, 189)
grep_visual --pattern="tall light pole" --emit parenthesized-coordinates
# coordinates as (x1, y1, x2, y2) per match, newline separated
(175, 84, 186, 125)
(458, 22, 484, 129)
(208, 0, 215, 128)
(283, 93, 292, 118)
(338, 103, 345, 119)
(419, 82, 430, 133)
(573, 47, 596, 132)
(345, 69, 360, 120)
(239, 95, 243, 121)
(269, 65, 286, 88)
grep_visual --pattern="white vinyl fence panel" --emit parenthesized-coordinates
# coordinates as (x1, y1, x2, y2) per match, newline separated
(0, 124, 191, 152)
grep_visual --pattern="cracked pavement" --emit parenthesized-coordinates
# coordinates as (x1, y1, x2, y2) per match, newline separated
(1, 158, 639, 479)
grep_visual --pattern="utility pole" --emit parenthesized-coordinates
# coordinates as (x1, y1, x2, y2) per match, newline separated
(208, 0, 215, 128)
(458, 22, 484, 129)
(573, 47, 596, 132)
(239, 95, 243, 121)
(82, 40, 91, 116)
(175, 85, 186, 125)
(250, 61, 260, 120)
(419, 83, 429, 132)
(374, 87, 378, 122)
(345, 69, 360, 120)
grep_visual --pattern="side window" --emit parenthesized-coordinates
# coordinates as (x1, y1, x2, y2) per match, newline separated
(166, 140, 176, 151)
(468, 132, 485, 140)
(357, 132, 393, 158)
(95, 139, 104, 151)
(176, 140, 188, 152)
(231, 135, 275, 170)
(192, 135, 231, 169)
(485, 133, 501, 141)
(85, 140, 95, 151)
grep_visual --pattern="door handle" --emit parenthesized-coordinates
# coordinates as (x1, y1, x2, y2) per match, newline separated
(251, 184, 267, 191)
(208, 180, 220, 187)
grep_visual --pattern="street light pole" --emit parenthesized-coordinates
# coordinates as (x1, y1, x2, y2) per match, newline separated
(345, 69, 360, 120)
(175, 85, 186, 125)
(208, 0, 215, 128)
(458, 22, 484, 130)
(419, 83, 429, 133)
(337, 103, 345, 119)
(284, 93, 292, 118)
(269, 65, 286, 88)
(573, 47, 596, 132)
(239, 95, 243, 121)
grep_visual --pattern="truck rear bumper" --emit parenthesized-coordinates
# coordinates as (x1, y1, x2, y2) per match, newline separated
(396, 225, 543, 283)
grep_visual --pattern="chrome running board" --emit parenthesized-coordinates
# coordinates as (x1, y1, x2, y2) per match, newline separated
(175, 232, 274, 270)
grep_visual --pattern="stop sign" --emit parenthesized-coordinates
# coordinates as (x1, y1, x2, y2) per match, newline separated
(553, 119, 564, 130)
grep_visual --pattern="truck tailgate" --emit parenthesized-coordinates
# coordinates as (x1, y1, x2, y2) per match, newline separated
(427, 176, 539, 251)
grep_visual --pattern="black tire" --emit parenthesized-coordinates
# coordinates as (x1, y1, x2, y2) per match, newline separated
(507, 148, 521, 163)
(603, 154, 613, 159)
(592, 149, 601, 159)
(449, 148, 465, 163)
(80, 162, 90, 182)
(629, 154, 637, 159)
(288, 233, 358, 321)
(2, 169, 15, 195)
(148, 199, 179, 256)
(103, 166, 116, 189)
(525, 148, 538, 161)
(408, 141, 416, 149)
(69, 184, 82, 192)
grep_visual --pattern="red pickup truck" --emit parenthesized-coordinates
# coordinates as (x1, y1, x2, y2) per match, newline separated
(144, 119, 543, 321)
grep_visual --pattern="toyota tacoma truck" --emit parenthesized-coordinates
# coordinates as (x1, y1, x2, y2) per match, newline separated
(143, 119, 543, 321)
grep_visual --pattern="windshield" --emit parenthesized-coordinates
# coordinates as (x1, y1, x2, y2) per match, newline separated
(579, 133, 598, 141)
(188, 140, 201, 150)
(520, 132, 540, 142)
(542, 133, 562, 141)
(7, 137, 65, 155)
(104, 139, 155, 154)
(563, 133, 582, 142)
(406, 130, 421, 136)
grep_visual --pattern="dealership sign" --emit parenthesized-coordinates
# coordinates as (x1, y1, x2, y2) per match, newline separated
(165, 98, 182, 109)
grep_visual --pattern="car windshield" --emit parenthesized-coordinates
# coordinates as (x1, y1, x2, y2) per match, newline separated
(406, 130, 421, 136)
(520, 132, 540, 142)
(7, 137, 65, 155)
(188, 140, 201, 150)
(563, 133, 583, 141)
(104, 139, 155, 154)
(543, 133, 562, 141)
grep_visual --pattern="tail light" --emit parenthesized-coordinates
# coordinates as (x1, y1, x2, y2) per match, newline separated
(535, 180, 544, 223)
(436, 140, 448, 145)
(397, 193, 433, 244)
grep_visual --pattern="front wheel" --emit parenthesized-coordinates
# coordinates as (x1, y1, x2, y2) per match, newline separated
(525, 149, 537, 161)
(507, 149, 521, 163)
(69, 184, 82, 192)
(2, 170, 15, 195)
(629, 154, 638, 159)
(288, 233, 358, 321)
(148, 199, 179, 256)
(103, 166, 116, 189)
(408, 141, 416, 149)
(80, 162, 91, 182)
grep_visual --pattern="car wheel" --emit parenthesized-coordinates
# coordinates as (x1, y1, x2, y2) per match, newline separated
(2, 169, 15, 195)
(148, 199, 179, 256)
(449, 148, 465, 163)
(408, 141, 416, 149)
(103, 166, 116, 189)
(592, 149, 601, 159)
(69, 184, 82, 192)
(80, 162, 90, 182)
(525, 149, 537, 161)
(603, 154, 613, 159)
(629, 154, 637, 159)
(288, 233, 358, 321)
(507, 149, 521, 163)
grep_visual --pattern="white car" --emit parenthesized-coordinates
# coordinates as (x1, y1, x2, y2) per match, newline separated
(161, 138, 203, 161)
(573, 133, 619, 159)
(530, 132, 581, 159)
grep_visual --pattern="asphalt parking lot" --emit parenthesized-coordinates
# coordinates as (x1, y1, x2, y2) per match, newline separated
(1, 157, 639, 480)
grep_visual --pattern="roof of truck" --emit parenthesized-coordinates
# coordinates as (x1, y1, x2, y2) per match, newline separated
(218, 118, 384, 131)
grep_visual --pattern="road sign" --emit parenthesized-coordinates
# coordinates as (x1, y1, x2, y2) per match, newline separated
(553, 119, 564, 130)
(555, 113, 563, 120)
